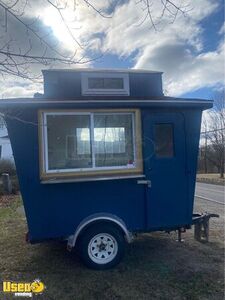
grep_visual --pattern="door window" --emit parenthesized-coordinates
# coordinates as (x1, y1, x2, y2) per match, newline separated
(154, 123, 174, 158)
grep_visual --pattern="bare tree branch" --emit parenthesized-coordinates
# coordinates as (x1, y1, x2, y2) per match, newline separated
(82, 0, 112, 18)
(199, 89, 225, 178)
(46, 0, 84, 48)
(0, 0, 191, 80)
(0, 0, 74, 59)
(135, 0, 191, 30)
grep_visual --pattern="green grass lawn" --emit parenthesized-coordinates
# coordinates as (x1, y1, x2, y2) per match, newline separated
(0, 195, 224, 300)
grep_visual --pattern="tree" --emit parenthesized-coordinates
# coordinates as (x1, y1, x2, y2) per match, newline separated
(0, 0, 190, 80)
(201, 89, 225, 178)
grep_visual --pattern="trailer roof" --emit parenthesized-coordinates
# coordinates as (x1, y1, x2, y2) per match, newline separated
(0, 96, 213, 109)
(42, 68, 163, 74)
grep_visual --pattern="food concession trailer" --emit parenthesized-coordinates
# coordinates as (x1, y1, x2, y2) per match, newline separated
(0, 68, 217, 269)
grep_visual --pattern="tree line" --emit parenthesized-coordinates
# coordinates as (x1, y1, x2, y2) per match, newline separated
(198, 90, 225, 179)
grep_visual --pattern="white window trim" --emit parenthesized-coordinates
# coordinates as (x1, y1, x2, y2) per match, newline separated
(41, 111, 137, 175)
(81, 72, 130, 95)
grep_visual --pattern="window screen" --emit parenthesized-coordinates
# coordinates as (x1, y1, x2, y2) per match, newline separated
(45, 112, 136, 172)
(76, 128, 91, 155)
(47, 115, 92, 170)
(94, 114, 134, 167)
(88, 78, 124, 89)
(155, 124, 174, 158)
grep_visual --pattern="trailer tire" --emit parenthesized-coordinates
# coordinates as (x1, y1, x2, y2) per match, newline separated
(78, 223, 125, 270)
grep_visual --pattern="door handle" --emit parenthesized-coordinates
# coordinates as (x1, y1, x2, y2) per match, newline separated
(137, 180, 151, 188)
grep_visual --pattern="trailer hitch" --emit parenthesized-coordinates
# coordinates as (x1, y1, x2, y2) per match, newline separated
(192, 213, 219, 243)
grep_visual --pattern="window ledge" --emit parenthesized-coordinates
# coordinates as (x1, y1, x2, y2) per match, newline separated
(41, 174, 145, 184)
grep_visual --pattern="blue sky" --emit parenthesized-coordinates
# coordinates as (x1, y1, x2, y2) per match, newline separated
(183, 1, 224, 99)
(0, 0, 224, 99)
(92, 0, 224, 100)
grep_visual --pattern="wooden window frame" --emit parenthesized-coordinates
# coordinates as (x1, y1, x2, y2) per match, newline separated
(38, 109, 143, 180)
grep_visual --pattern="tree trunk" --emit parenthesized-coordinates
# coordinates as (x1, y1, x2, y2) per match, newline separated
(220, 160, 224, 179)
(204, 139, 208, 174)
(220, 149, 225, 178)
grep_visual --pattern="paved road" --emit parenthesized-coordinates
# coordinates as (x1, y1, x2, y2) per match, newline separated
(195, 182, 224, 205)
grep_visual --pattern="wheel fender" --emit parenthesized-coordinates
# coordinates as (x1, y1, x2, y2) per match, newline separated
(67, 213, 133, 249)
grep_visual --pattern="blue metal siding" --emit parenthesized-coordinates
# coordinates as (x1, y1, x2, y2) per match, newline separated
(6, 108, 146, 241)
(43, 72, 163, 98)
(43, 72, 82, 99)
(182, 109, 202, 221)
(5, 104, 202, 243)
(142, 110, 189, 229)
(129, 73, 163, 97)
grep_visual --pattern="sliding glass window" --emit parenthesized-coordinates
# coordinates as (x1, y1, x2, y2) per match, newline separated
(40, 110, 142, 178)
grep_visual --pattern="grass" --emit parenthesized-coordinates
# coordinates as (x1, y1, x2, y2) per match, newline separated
(0, 195, 224, 300)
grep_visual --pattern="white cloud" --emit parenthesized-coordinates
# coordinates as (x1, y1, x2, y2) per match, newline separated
(135, 40, 224, 96)
(97, 0, 223, 96)
(0, 80, 42, 98)
(62, 0, 222, 96)
(0, 0, 224, 98)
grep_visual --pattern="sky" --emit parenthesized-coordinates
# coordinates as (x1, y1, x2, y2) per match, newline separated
(0, 0, 224, 99)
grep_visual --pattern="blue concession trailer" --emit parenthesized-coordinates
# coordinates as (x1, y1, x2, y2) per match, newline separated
(1, 69, 216, 269)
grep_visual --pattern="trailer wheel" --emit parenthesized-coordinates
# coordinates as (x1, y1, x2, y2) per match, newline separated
(78, 223, 125, 270)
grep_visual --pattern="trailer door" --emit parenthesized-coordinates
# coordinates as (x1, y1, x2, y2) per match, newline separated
(142, 112, 188, 229)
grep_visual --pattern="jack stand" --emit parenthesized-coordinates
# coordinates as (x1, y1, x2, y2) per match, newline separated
(194, 221, 209, 242)
(176, 228, 184, 242)
(192, 213, 219, 243)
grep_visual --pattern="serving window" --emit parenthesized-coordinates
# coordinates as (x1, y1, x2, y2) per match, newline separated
(39, 109, 142, 179)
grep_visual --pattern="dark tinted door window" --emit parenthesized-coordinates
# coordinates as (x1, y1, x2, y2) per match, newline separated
(155, 123, 174, 158)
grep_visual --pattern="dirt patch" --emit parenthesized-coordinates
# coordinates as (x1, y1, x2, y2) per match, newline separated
(0, 195, 19, 207)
